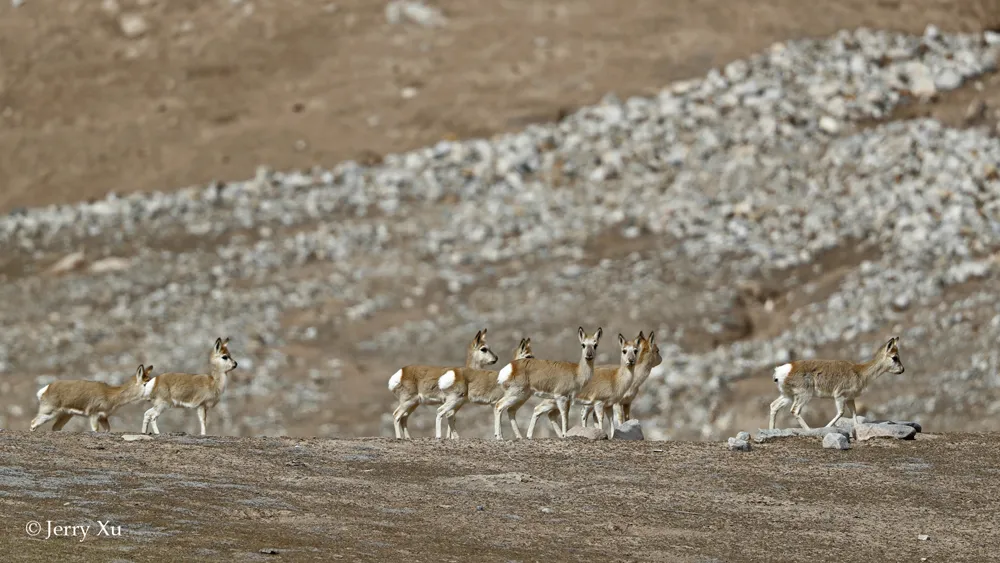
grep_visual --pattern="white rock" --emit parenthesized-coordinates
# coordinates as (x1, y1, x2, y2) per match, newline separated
(118, 13, 149, 38)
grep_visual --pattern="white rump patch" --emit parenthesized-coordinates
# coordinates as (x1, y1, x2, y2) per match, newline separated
(497, 363, 513, 385)
(388, 369, 403, 391)
(142, 379, 157, 399)
(773, 363, 792, 386)
(36, 384, 49, 401)
(438, 370, 456, 390)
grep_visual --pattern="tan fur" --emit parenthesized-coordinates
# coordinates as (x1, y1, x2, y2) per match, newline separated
(30, 364, 155, 432)
(768, 336, 905, 430)
(142, 337, 239, 436)
(493, 327, 602, 440)
(527, 333, 639, 438)
(609, 330, 663, 425)
(439, 337, 535, 439)
(388, 328, 498, 440)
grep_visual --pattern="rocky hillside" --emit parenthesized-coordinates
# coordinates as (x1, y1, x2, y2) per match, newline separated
(2, 27, 1000, 440)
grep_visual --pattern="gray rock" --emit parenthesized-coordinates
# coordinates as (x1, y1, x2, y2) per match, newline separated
(755, 427, 852, 443)
(727, 437, 751, 452)
(934, 69, 964, 91)
(822, 433, 851, 450)
(735, 431, 750, 442)
(565, 426, 607, 441)
(611, 420, 644, 440)
(122, 434, 153, 442)
(854, 422, 917, 441)
(867, 420, 922, 433)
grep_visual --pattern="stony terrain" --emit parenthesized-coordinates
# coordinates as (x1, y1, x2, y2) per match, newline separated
(4, 16, 1000, 441)
(3, 431, 1000, 562)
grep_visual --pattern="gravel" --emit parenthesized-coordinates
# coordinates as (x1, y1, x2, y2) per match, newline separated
(2, 28, 1000, 439)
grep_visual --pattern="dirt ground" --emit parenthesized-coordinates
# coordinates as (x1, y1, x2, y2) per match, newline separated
(2, 430, 998, 562)
(2, 0, 999, 214)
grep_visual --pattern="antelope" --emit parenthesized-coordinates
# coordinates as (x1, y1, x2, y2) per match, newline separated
(141, 337, 239, 436)
(438, 337, 535, 440)
(768, 336, 904, 430)
(30, 364, 155, 432)
(387, 328, 498, 440)
(494, 327, 602, 440)
(526, 333, 639, 439)
(601, 330, 663, 428)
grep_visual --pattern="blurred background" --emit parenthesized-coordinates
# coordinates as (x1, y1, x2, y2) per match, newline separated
(2, 0, 1000, 439)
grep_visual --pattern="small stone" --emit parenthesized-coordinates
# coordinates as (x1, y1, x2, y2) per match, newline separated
(935, 69, 964, 91)
(854, 422, 917, 441)
(822, 432, 851, 450)
(728, 437, 751, 452)
(89, 256, 133, 274)
(47, 251, 86, 275)
(475, 505, 485, 511)
(917, 534, 930, 541)
(735, 431, 750, 441)
(565, 426, 607, 440)
(401, 87, 419, 99)
(118, 13, 149, 38)
(818, 116, 840, 134)
(611, 420, 644, 440)
(259, 548, 280, 555)
(386, 1, 447, 27)
(122, 434, 153, 442)
(539, 507, 553, 514)
(986, 31, 1000, 46)
(902, 62, 936, 98)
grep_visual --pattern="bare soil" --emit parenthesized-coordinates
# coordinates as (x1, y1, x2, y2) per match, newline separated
(2, 0, 999, 214)
(2, 431, 998, 562)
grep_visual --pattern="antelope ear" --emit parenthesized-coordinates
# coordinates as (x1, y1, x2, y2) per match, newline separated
(648, 332, 655, 346)
(474, 330, 483, 345)
(481, 327, 488, 338)
(146, 365, 154, 376)
(223, 337, 231, 345)
(637, 331, 645, 343)
(578, 327, 586, 343)
(214, 338, 223, 353)
(595, 327, 603, 342)
(884, 337, 897, 353)
(135, 365, 145, 380)
(618, 333, 626, 348)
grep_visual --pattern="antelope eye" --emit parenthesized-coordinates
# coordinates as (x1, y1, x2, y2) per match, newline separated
(480, 347, 488, 352)
(221, 355, 230, 361)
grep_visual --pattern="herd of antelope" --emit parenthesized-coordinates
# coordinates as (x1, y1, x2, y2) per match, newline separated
(25, 325, 907, 441)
